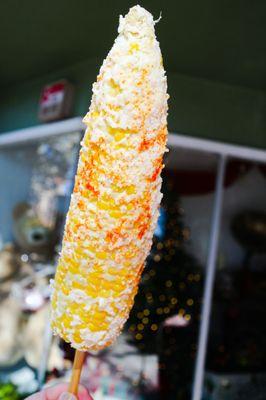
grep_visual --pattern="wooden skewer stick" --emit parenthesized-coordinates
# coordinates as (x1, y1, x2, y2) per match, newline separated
(68, 350, 86, 396)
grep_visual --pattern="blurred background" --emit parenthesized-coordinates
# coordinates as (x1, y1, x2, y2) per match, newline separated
(0, 1, 265, 399)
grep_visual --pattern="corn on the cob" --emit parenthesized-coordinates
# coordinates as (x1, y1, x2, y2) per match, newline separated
(50, 5, 168, 351)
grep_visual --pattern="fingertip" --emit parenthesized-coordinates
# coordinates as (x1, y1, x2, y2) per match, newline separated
(77, 385, 93, 400)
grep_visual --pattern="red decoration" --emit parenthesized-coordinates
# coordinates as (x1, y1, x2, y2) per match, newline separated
(38, 79, 74, 122)
(166, 160, 252, 196)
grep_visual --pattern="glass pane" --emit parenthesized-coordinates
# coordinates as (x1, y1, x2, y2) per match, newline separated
(0, 131, 81, 396)
(204, 159, 266, 400)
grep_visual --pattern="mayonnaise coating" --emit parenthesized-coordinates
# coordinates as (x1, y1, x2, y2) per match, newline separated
(50, 5, 168, 351)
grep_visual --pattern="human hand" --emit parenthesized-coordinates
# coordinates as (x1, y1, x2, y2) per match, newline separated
(25, 383, 93, 400)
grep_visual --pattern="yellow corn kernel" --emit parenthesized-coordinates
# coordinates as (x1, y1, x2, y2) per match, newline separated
(101, 280, 113, 290)
(73, 333, 83, 343)
(78, 322, 89, 329)
(96, 251, 107, 260)
(69, 303, 80, 312)
(91, 110, 100, 118)
(109, 210, 123, 219)
(101, 193, 115, 207)
(93, 310, 109, 321)
(51, 296, 57, 309)
(109, 78, 122, 95)
(72, 281, 85, 290)
(98, 200, 110, 210)
(63, 255, 77, 267)
(120, 270, 129, 278)
(86, 245, 96, 253)
(126, 185, 136, 195)
(62, 286, 70, 295)
(68, 265, 79, 274)
(113, 142, 132, 151)
(72, 216, 81, 225)
(108, 127, 126, 138)
(88, 323, 105, 332)
(125, 250, 135, 259)
(85, 288, 98, 297)
(111, 184, 124, 193)
(112, 282, 125, 292)
(62, 315, 72, 329)
(114, 131, 126, 141)
(124, 260, 132, 267)
(74, 247, 86, 259)
(108, 267, 117, 276)
(129, 43, 139, 53)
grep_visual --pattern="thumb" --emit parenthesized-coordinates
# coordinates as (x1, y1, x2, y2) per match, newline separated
(58, 394, 77, 400)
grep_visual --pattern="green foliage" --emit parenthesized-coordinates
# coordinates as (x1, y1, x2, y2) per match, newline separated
(0, 382, 21, 400)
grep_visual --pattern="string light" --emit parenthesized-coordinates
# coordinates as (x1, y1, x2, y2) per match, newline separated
(182, 227, 190, 240)
(126, 174, 202, 356)
(143, 273, 149, 281)
(195, 273, 201, 281)
(136, 333, 143, 340)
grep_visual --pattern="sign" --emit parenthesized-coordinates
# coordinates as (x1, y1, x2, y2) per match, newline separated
(38, 79, 74, 122)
